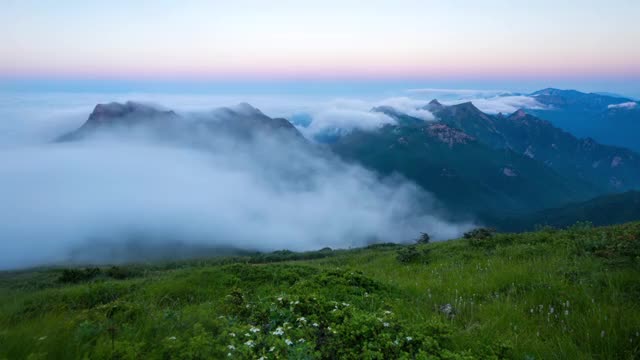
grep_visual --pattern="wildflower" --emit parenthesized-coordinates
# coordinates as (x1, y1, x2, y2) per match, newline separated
(245, 340, 255, 347)
(549, 307, 554, 314)
(327, 327, 332, 331)
(228, 345, 235, 350)
(383, 322, 390, 327)
(298, 338, 305, 343)
(530, 308, 534, 314)
(272, 327, 285, 336)
(393, 339, 399, 345)
(285, 338, 293, 346)
(312, 322, 319, 327)
(277, 297, 283, 302)
(244, 333, 251, 337)
(269, 346, 275, 352)
(168, 336, 177, 341)
(229, 332, 236, 337)
(564, 310, 569, 316)
(38, 336, 47, 341)
(384, 310, 393, 315)
(228, 353, 232, 357)
(342, 302, 350, 307)
(294, 300, 300, 305)
(250, 326, 260, 333)
(296, 317, 307, 324)
(258, 357, 267, 360)
(601, 330, 605, 338)
(406, 336, 413, 342)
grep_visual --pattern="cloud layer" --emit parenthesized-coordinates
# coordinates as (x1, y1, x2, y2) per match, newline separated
(0, 101, 473, 269)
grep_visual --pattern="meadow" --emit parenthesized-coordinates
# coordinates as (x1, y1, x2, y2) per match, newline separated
(0, 222, 639, 359)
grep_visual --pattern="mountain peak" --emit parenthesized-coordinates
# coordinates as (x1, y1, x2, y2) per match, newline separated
(449, 101, 484, 115)
(87, 101, 175, 124)
(510, 109, 528, 119)
(232, 102, 264, 116)
(423, 99, 444, 112)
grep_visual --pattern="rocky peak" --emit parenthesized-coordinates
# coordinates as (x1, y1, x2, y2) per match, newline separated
(87, 101, 176, 124)
(426, 123, 474, 147)
(423, 99, 445, 112)
(510, 109, 528, 120)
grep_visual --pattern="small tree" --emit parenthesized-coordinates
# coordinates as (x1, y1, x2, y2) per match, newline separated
(416, 232, 431, 244)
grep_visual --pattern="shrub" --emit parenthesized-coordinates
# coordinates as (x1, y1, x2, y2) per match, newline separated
(416, 232, 431, 244)
(105, 266, 135, 280)
(464, 228, 496, 247)
(58, 268, 101, 283)
(397, 246, 419, 263)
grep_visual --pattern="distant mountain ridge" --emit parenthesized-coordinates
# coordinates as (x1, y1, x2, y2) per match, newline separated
(427, 101, 640, 192)
(58, 101, 304, 143)
(56, 97, 640, 226)
(525, 88, 640, 152)
(494, 191, 640, 232)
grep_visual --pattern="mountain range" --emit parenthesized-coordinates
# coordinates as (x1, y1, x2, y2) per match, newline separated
(525, 88, 640, 152)
(58, 89, 640, 230)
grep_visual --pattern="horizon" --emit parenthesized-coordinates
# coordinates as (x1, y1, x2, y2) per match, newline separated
(2, 0, 640, 97)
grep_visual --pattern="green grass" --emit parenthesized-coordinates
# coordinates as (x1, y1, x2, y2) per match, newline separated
(1, 222, 639, 359)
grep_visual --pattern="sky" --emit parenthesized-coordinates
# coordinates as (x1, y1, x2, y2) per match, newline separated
(1, 0, 639, 96)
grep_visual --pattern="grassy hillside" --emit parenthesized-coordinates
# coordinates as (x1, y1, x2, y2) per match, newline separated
(1, 223, 639, 359)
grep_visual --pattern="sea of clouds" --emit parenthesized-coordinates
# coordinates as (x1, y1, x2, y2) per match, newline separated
(0, 89, 504, 269)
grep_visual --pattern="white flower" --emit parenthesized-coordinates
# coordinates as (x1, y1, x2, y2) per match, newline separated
(245, 333, 251, 337)
(277, 297, 283, 302)
(601, 330, 606, 338)
(294, 300, 300, 305)
(168, 336, 177, 341)
(250, 326, 260, 333)
(298, 338, 305, 343)
(269, 346, 275, 352)
(549, 307, 555, 314)
(229, 332, 236, 337)
(244, 340, 255, 347)
(564, 310, 569, 316)
(327, 327, 332, 331)
(312, 323, 319, 327)
(296, 317, 307, 324)
(38, 336, 47, 341)
(393, 340, 399, 345)
(342, 302, 350, 307)
(384, 311, 393, 315)
(383, 322, 390, 327)
(272, 327, 285, 336)
(227, 353, 232, 357)
(406, 336, 413, 341)
(227, 345, 235, 350)
(285, 338, 293, 346)
(258, 357, 266, 360)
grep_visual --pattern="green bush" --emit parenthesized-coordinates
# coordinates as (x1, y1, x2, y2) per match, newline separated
(58, 268, 101, 283)
(416, 232, 431, 244)
(464, 228, 496, 247)
(396, 246, 430, 264)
